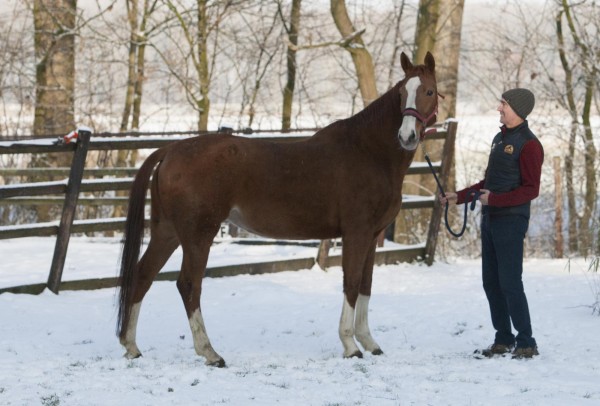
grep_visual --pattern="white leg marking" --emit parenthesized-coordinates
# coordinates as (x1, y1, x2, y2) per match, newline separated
(339, 295, 362, 358)
(354, 294, 382, 354)
(121, 302, 142, 359)
(189, 309, 224, 366)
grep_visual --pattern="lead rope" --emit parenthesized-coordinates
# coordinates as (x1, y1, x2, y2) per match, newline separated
(421, 144, 481, 238)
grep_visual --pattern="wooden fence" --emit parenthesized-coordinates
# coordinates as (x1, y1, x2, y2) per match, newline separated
(0, 122, 457, 294)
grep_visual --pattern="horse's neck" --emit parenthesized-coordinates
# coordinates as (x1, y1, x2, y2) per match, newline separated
(350, 92, 404, 152)
(313, 83, 409, 160)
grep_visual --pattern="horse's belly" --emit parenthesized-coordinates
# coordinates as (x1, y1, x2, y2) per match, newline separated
(227, 205, 338, 240)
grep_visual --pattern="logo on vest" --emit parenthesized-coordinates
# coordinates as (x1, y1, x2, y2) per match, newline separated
(504, 144, 514, 154)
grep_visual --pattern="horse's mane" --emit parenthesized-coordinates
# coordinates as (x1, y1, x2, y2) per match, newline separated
(315, 65, 430, 139)
(348, 80, 404, 129)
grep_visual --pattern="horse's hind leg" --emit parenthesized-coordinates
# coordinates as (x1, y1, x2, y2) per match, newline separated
(177, 234, 225, 367)
(120, 223, 179, 359)
(354, 239, 383, 355)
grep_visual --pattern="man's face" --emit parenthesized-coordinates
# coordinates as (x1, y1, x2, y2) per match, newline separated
(497, 99, 522, 128)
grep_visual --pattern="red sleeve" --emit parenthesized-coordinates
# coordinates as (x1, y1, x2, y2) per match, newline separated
(487, 140, 544, 207)
(456, 178, 486, 205)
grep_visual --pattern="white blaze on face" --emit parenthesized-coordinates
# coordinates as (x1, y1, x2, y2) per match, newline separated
(398, 76, 422, 150)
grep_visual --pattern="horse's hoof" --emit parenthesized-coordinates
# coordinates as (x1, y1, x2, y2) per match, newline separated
(206, 358, 226, 368)
(372, 348, 384, 356)
(124, 351, 142, 359)
(345, 350, 363, 359)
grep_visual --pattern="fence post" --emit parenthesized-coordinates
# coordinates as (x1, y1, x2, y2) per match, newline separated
(424, 120, 458, 266)
(316, 239, 331, 269)
(47, 127, 92, 294)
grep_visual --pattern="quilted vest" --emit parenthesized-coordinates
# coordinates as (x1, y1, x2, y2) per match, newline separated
(483, 121, 537, 218)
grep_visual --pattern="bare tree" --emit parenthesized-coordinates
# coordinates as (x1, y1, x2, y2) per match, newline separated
(394, 0, 465, 245)
(413, 0, 439, 64)
(554, 0, 598, 256)
(231, 2, 282, 129)
(120, 0, 159, 133)
(111, 0, 159, 219)
(30, 0, 77, 221)
(32, 0, 76, 137)
(155, 0, 236, 131)
(279, 0, 301, 131)
(0, 3, 35, 137)
(384, 0, 409, 89)
(330, 0, 377, 107)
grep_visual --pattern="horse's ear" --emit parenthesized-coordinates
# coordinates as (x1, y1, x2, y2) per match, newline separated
(424, 51, 435, 72)
(400, 52, 413, 73)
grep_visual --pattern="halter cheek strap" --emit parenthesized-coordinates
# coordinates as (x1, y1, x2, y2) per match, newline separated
(401, 93, 444, 138)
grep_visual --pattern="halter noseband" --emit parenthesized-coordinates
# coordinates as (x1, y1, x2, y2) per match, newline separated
(402, 106, 438, 126)
(401, 93, 444, 138)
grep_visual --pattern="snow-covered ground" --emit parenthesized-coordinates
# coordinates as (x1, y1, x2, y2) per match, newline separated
(1, 237, 599, 405)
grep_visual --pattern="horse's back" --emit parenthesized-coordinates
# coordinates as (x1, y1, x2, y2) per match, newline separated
(153, 133, 344, 239)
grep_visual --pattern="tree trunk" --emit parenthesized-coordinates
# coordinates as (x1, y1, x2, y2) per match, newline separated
(556, 2, 598, 255)
(386, 1, 408, 90)
(114, 0, 152, 220)
(556, 10, 579, 253)
(322, 0, 378, 255)
(282, 0, 302, 132)
(432, 0, 463, 122)
(32, 0, 76, 137)
(197, 0, 210, 132)
(395, 0, 466, 245)
(394, 0, 440, 238)
(32, 0, 77, 221)
(579, 77, 597, 255)
(120, 0, 139, 133)
(244, 8, 279, 129)
(413, 0, 440, 64)
(330, 0, 378, 107)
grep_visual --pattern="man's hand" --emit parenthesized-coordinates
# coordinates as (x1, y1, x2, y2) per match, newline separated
(439, 192, 457, 205)
(479, 189, 491, 205)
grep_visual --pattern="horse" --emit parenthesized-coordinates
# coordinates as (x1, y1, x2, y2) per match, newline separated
(117, 51, 438, 367)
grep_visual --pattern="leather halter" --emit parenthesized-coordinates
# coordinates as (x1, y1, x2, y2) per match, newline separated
(401, 91, 444, 138)
(402, 105, 438, 127)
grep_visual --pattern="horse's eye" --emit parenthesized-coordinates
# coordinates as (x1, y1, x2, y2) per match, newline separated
(427, 90, 434, 96)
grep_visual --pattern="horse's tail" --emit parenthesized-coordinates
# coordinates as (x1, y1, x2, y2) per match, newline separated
(116, 147, 168, 339)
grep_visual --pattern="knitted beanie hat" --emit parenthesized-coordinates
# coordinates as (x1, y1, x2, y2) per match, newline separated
(502, 88, 535, 120)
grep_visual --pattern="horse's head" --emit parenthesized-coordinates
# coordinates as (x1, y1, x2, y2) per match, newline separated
(397, 52, 438, 151)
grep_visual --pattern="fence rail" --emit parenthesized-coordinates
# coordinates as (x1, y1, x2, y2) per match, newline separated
(0, 123, 456, 293)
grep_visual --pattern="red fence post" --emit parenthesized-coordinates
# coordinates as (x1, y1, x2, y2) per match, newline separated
(47, 127, 92, 294)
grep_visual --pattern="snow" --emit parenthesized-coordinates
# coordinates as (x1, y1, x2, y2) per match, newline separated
(0, 237, 599, 405)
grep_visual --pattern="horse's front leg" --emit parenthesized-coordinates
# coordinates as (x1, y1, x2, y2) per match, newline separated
(355, 295, 383, 355)
(338, 235, 378, 358)
(339, 294, 362, 358)
(354, 239, 383, 355)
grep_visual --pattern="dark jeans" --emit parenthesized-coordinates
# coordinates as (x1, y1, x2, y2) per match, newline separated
(481, 213, 536, 349)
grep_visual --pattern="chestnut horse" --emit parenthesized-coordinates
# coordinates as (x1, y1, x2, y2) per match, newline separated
(117, 52, 438, 367)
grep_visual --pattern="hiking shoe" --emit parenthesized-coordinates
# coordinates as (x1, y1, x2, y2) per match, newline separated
(474, 343, 514, 358)
(512, 346, 539, 359)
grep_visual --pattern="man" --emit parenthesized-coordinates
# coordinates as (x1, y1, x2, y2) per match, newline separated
(440, 88, 544, 359)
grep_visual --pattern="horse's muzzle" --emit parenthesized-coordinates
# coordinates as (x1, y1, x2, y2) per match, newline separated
(397, 128, 420, 151)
